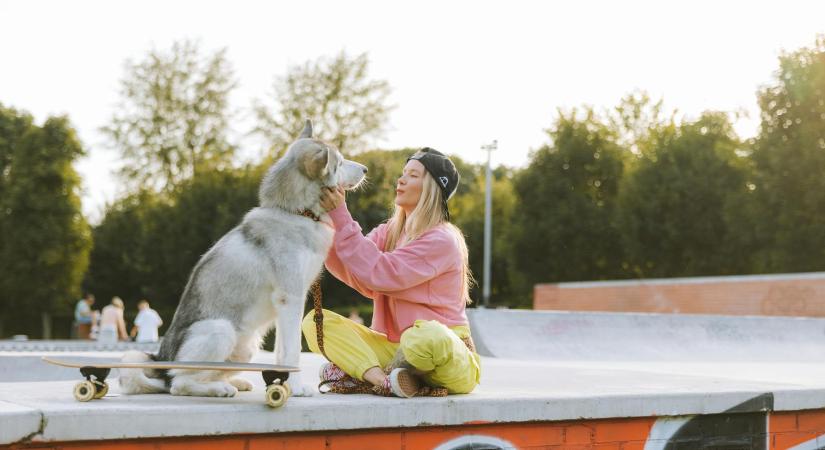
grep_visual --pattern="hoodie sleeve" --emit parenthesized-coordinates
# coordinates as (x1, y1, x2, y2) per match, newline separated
(325, 203, 458, 297)
(324, 222, 387, 299)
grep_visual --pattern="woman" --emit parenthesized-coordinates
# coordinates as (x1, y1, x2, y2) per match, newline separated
(97, 296, 128, 344)
(301, 147, 480, 398)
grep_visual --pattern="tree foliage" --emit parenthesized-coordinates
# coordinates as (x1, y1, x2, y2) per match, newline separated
(610, 90, 677, 160)
(750, 36, 825, 272)
(85, 166, 262, 326)
(253, 51, 394, 155)
(0, 105, 91, 337)
(101, 40, 238, 193)
(618, 112, 751, 277)
(511, 108, 627, 288)
(450, 165, 522, 306)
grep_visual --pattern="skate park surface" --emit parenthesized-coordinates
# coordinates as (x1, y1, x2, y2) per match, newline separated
(3, 308, 825, 449)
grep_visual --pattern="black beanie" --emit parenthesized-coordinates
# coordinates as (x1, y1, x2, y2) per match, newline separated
(407, 148, 460, 220)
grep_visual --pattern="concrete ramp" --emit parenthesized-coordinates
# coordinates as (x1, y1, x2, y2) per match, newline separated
(467, 308, 825, 362)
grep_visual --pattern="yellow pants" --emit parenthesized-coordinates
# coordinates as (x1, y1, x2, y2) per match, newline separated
(301, 309, 481, 394)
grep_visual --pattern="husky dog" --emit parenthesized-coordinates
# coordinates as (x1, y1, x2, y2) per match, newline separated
(119, 120, 367, 397)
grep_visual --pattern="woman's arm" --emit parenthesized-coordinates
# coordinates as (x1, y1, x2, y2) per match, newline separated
(326, 242, 379, 299)
(325, 222, 388, 299)
(328, 203, 458, 295)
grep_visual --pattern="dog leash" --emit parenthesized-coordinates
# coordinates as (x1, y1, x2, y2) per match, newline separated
(311, 279, 329, 360)
(297, 208, 332, 360)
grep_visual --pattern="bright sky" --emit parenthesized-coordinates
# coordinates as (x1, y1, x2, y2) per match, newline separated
(1, 0, 824, 222)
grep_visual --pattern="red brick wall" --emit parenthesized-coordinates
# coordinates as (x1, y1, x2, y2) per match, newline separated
(534, 272, 825, 316)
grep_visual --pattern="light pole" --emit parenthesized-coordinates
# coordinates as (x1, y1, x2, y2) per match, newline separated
(481, 140, 497, 308)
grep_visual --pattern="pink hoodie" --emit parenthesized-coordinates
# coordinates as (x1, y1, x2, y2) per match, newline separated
(325, 203, 469, 342)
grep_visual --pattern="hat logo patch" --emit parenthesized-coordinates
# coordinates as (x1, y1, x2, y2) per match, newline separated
(439, 176, 449, 188)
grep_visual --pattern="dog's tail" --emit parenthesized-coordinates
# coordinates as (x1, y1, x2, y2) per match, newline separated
(118, 351, 168, 394)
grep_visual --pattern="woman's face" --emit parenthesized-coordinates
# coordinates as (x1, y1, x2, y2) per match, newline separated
(395, 159, 426, 214)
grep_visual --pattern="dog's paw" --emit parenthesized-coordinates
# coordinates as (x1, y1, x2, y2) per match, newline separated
(170, 380, 238, 397)
(287, 382, 314, 397)
(229, 378, 254, 392)
(209, 382, 239, 397)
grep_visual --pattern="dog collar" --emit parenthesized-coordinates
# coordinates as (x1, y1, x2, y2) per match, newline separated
(298, 208, 334, 229)
(298, 209, 321, 222)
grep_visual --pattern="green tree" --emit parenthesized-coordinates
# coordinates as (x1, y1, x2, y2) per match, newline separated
(253, 51, 394, 155)
(144, 166, 262, 314)
(101, 40, 238, 193)
(610, 90, 677, 161)
(86, 166, 262, 327)
(451, 165, 522, 306)
(0, 105, 91, 337)
(511, 109, 627, 291)
(85, 190, 159, 312)
(618, 112, 751, 277)
(750, 36, 825, 272)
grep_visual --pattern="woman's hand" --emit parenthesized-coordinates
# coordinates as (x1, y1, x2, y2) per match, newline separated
(320, 186, 346, 212)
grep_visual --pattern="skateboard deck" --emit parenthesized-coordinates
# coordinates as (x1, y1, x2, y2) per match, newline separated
(42, 356, 298, 372)
(42, 356, 299, 408)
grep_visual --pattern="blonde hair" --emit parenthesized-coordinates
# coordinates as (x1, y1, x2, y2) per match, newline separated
(385, 170, 474, 304)
(111, 296, 124, 309)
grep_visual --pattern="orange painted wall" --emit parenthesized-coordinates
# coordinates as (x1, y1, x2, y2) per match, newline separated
(7, 410, 825, 450)
(534, 275, 825, 316)
(771, 410, 825, 449)
(1, 418, 655, 450)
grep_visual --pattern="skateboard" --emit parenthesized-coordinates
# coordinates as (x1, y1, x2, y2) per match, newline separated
(42, 356, 299, 408)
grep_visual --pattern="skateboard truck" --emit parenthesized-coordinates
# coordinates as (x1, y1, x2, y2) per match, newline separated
(80, 366, 111, 383)
(262, 370, 289, 386)
(74, 366, 111, 401)
(262, 370, 291, 408)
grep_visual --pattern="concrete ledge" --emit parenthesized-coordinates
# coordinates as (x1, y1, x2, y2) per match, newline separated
(3, 352, 825, 445)
(0, 400, 41, 444)
(3, 311, 825, 445)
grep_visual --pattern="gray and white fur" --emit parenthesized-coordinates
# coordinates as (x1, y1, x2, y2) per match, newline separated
(119, 120, 367, 398)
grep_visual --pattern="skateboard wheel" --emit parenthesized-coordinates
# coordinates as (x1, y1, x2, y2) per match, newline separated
(74, 380, 96, 402)
(93, 382, 109, 399)
(283, 382, 292, 398)
(265, 384, 288, 408)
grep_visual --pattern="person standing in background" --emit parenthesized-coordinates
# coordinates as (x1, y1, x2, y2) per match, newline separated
(98, 297, 128, 344)
(73, 293, 95, 339)
(130, 299, 163, 343)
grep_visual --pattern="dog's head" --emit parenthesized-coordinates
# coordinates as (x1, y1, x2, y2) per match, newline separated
(289, 120, 367, 190)
(259, 120, 368, 211)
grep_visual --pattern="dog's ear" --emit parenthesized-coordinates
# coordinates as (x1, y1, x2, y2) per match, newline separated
(305, 146, 330, 178)
(299, 119, 313, 139)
